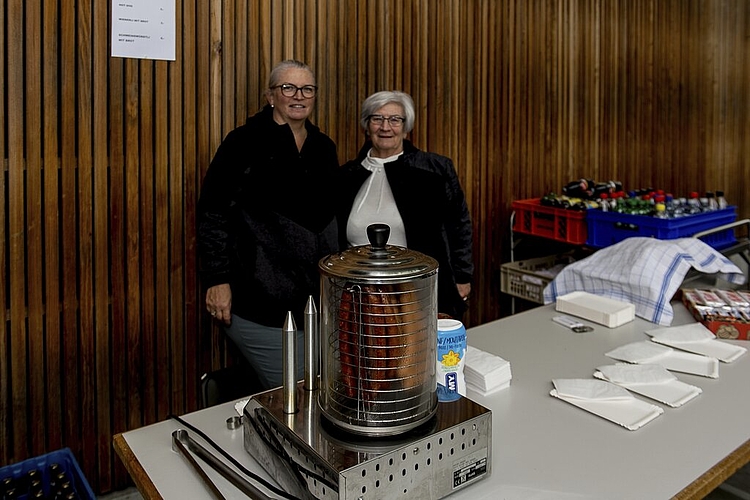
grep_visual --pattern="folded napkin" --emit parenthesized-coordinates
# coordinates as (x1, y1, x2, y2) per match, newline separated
(596, 363, 676, 385)
(553, 378, 632, 400)
(605, 340, 719, 378)
(645, 323, 747, 363)
(543, 237, 745, 325)
(464, 345, 511, 394)
(594, 363, 702, 407)
(550, 378, 663, 430)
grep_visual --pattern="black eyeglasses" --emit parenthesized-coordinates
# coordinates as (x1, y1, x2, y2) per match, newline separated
(272, 83, 318, 98)
(368, 115, 406, 127)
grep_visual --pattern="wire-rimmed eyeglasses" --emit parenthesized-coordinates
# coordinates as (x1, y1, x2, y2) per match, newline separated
(368, 115, 406, 127)
(272, 83, 318, 98)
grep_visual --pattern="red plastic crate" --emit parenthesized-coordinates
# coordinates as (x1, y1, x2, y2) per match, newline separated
(511, 198, 588, 244)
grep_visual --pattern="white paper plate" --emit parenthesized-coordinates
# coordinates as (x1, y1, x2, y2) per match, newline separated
(593, 371, 701, 408)
(651, 337, 746, 363)
(605, 341, 720, 378)
(550, 389, 663, 430)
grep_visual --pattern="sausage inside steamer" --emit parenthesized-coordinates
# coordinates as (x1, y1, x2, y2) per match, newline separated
(337, 283, 428, 402)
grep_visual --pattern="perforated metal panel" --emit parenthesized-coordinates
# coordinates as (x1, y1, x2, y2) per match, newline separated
(243, 384, 491, 500)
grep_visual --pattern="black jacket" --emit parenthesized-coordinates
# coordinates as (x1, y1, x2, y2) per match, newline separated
(339, 140, 474, 318)
(197, 105, 339, 327)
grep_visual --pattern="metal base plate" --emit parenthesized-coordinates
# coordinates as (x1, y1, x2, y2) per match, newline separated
(243, 383, 492, 499)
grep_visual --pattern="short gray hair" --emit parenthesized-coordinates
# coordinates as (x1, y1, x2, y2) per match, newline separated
(359, 91, 415, 133)
(267, 60, 315, 89)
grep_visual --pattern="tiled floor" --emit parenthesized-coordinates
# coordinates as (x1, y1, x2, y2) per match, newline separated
(98, 486, 143, 499)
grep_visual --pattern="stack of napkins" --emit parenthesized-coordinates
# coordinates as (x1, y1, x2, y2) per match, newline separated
(464, 346, 512, 395)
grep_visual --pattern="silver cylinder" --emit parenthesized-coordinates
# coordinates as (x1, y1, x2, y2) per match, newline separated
(317, 224, 439, 436)
(282, 311, 297, 414)
(304, 295, 319, 390)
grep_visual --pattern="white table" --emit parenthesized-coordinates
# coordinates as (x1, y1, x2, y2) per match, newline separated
(115, 302, 750, 499)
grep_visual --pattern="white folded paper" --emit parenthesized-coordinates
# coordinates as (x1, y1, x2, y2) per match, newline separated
(594, 363, 701, 408)
(605, 340, 719, 378)
(550, 378, 663, 430)
(464, 345, 512, 395)
(645, 323, 747, 363)
(555, 291, 635, 328)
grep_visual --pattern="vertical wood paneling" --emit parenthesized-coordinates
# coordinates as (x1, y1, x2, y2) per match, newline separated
(0, 0, 6, 464)
(124, 58, 142, 434)
(2, 1, 750, 493)
(59, 0, 79, 462)
(108, 48, 129, 494)
(76, 0, 96, 476)
(169, 0, 187, 418)
(25, 0, 44, 458)
(138, 61, 156, 424)
(7, 0, 27, 460)
(42, 0, 62, 457)
(92, 0, 111, 487)
(154, 60, 170, 422)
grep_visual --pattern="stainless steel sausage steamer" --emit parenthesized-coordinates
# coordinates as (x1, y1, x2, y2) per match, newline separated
(242, 225, 492, 499)
(243, 385, 491, 499)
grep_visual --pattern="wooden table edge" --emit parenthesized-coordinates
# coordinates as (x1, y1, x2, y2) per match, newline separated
(673, 438, 750, 499)
(113, 433, 164, 500)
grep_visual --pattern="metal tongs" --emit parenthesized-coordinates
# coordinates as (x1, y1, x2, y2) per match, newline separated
(172, 428, 274, 499)
(552, 315, 594, 333)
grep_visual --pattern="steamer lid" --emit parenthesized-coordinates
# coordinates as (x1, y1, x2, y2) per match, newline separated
(319, 223, 438, 280)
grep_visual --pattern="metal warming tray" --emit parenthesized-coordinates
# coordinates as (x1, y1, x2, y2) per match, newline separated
(243, 383, 492, 500)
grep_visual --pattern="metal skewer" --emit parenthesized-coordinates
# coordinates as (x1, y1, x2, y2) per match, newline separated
(282, 311, 298, 414)
(303, 295, 319, 391)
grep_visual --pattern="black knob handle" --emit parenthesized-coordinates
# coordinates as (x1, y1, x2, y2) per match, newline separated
(367, 224, 390, 250)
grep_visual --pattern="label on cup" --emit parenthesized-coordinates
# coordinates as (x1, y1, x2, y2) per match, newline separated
(436, 318, 467, 402)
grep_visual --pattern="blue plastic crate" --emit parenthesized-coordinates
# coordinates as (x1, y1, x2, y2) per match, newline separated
(586, 207, 737, 249)
(0, 448, 95, 500)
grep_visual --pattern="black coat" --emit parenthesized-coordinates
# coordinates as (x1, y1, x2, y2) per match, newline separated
(339, 140, 474, 318)
(197, 105, 339, 327)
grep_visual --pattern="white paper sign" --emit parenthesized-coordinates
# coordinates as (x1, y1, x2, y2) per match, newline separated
(111, 0, 176, 61)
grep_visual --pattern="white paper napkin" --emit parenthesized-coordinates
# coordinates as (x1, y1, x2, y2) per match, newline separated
(553, 378, 632, 400)
(596, 363, 676, 385)
(464, 345, 512, 393)
(605, 341, 672, 363)
(594, 364, 702, 408)
(645, 323, 747, 363)
(550, 378, 664, 430)
(605, 341, 720, 378)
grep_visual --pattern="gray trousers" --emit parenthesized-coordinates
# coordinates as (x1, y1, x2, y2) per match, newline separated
(223, 314, 305, 391)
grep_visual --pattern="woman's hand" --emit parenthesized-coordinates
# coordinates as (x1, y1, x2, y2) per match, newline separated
(457, 283, 471, 302)
(206, 284, 232, 325)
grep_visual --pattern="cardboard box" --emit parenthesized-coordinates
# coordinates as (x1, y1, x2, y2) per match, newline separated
(681, 288, 750, 340)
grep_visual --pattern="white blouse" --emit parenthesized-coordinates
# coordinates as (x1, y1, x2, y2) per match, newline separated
(346, 150, 408, 247)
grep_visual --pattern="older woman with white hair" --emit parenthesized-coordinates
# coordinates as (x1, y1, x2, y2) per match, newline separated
(338, 90, 474, 319)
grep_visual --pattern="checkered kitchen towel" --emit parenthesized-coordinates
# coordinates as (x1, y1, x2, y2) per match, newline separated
(543, 237, 745, 325)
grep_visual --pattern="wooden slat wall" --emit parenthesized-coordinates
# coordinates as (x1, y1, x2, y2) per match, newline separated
(1, 0, 749, 494)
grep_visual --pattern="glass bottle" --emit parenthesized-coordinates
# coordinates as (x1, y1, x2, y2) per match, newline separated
(716, 190, 728, 210)
(705, 191, 718, 210)
(654, 203, 668, 219)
